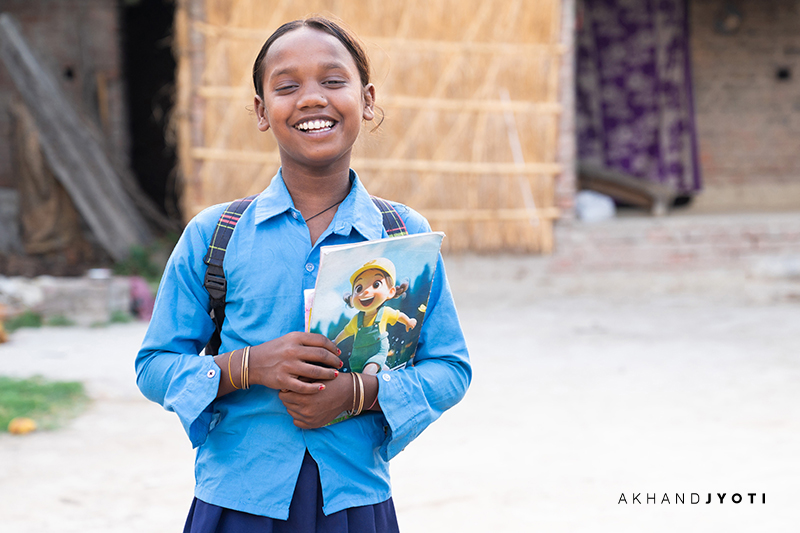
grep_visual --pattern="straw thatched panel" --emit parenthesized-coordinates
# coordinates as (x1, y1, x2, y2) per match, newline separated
(175, 0, 564, 252)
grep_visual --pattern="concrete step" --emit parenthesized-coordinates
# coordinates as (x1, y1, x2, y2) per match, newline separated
(550, 211, 800, 274)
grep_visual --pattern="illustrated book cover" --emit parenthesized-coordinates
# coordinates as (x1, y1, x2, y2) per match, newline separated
(305, 232, 445, 386)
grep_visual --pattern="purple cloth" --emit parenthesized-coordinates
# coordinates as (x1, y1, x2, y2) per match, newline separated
(182, 451, 400, 533)
(129, 276, 155, 321)
(577, 0, 702, 193)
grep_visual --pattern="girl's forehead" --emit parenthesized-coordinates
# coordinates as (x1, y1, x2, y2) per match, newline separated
(264, 27, 357, 74)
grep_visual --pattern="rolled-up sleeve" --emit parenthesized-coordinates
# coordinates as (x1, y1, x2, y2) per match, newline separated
(135, 212, 221, 447)
(377, 252, 472, 460)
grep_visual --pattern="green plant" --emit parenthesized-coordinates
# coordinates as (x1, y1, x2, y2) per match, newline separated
(113, 245, 162, 281)
(109, 310, 133, 324)
(112, 233, 179, 285)
(45, 315, 76, 327)
(5, 311, 43, 333)
(0, 376, 89, 431)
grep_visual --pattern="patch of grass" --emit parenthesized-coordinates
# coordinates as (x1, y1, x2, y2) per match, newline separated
(109, 310, 133, 324)
(0, 376, 89, 432)
(45, 315, 76, 327)
(4, 311, 43, 333)
(88, 310, 134, 328)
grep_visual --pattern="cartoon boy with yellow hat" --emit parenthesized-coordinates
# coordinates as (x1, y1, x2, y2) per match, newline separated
(333, 258, 417, 374)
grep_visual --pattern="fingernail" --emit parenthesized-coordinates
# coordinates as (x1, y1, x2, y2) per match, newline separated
(337, 349, 342, 355)
(339, 360, 344, 368)
(334, 370, 339, 377)
(319, 384, 325, 391)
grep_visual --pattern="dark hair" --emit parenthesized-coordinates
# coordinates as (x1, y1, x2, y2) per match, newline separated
(252, 16, 372, 99)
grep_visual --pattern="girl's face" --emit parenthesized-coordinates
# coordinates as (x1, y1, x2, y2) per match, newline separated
(254, 27, 375, 173)
(351, 269, 395, 313)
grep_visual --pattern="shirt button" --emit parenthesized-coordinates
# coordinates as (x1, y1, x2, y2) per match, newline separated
(207, 369, 216, 378)
(382, 373, 391, 382)
(305, 263, 315, 272)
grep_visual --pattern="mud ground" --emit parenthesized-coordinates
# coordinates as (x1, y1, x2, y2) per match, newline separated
(1, 255, 799, 532)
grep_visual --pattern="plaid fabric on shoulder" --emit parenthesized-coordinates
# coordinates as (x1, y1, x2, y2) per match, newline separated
(203, 195, 258, 268)
(370, 196, 408, 237)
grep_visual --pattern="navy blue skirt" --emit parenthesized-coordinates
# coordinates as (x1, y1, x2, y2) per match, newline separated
(183, 451, 400, 533)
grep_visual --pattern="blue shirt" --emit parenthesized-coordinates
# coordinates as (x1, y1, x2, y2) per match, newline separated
(135, 170, 471, 519)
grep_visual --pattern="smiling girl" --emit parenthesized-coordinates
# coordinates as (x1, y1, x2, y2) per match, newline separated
(334, 258, 418, 375)
(136, 16, 470, 533)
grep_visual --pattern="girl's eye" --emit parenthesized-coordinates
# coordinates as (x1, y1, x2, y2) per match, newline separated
(323, 79, 346, 87)
(354, 284, 363, 294)
(372, 280, 382, 289)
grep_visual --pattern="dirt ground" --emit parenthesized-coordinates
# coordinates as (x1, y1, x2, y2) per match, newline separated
(1, 255, 799, 532)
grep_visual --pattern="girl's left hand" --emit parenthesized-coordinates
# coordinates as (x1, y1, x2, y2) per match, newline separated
(279, 373, 352, 429)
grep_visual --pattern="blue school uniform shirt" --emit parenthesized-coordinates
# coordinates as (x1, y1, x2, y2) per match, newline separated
(135, 169, 471, 519)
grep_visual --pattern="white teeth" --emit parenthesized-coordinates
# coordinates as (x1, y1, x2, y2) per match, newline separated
(296, 120, 334, 131)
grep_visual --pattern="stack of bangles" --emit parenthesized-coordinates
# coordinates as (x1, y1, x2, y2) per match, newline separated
(228, 346, 251, 390)
(347, 373, 379, 416)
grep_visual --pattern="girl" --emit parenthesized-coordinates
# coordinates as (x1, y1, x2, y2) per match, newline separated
(333, 258, 417, 375)
(136, 16, 471, 533)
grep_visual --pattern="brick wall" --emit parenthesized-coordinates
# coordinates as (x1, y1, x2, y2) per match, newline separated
(0, 0, 129, 188)
(691, 0, 800, 191)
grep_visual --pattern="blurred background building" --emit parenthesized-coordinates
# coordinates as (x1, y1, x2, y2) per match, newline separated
(0, 0, 798, 273)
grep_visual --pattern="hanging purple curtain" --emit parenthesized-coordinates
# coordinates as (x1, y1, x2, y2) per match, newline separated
(576, 0, 702, 193)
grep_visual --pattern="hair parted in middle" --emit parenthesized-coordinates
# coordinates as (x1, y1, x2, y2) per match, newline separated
(252, 16, 372, 99)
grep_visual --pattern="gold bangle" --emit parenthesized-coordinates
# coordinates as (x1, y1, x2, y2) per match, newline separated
(246, 346, 251, 389)
(228, 350, 240, 390)
(349, 372, 357, 415)
(240, 346, 246, 389)
(242, 346, 251, 390)
(354, 373, 365, 416)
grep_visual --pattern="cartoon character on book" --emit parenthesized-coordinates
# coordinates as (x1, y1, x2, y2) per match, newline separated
(333, 258, 418, 374)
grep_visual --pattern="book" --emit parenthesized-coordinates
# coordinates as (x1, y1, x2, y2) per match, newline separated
(305, 232, 445, 385)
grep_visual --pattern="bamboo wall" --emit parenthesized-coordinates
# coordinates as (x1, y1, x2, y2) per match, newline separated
(174, 0, 565, 252)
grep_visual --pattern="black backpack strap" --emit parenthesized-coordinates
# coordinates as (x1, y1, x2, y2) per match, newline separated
(370, 196, 408, 237)
(203, 195, 257, 355)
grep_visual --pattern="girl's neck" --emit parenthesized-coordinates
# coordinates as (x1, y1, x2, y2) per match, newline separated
(281, 160, 352, 215)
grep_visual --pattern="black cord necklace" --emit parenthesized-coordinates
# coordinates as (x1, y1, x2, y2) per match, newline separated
(304, 198, 345, 222)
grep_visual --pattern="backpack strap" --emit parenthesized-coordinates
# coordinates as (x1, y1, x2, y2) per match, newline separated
(370, 196, 408, 237)
(203, 195, 257, 355)
(203, 194, 406, 355)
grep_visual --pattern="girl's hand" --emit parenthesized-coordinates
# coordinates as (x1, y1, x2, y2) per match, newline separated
(279, 372, 353, 429)
(249, 332, 342, 394)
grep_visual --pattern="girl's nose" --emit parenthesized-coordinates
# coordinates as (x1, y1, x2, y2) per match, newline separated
(297, 87, 327, 109)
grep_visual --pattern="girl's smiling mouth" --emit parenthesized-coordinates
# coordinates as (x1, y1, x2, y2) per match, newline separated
(294, 119, 336, 132)
(358, 296, 375, 307)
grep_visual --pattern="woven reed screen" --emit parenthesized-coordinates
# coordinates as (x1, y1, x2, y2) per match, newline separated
(175, 0, 564, 252)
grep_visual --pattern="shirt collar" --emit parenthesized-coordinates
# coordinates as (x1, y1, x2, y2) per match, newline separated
(253, 168, 384, 241)
(253, 169, 295, 224)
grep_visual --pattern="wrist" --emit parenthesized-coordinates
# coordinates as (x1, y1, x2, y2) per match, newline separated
(361, 373, 380, 413)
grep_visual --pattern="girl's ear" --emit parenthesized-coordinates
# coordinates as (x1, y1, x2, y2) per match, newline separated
(362, 83, 376, 121)
(255, 95, 270, 132)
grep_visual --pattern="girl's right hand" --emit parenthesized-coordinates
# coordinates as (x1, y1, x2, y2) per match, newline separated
(249, 332, 342, 394)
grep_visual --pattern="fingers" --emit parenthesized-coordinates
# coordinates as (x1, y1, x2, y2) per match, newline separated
(296, 333, 342, 367)
(282, 379, 329, 395)
(295, 331, 339, 353)
(248, 332, 343, 391)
